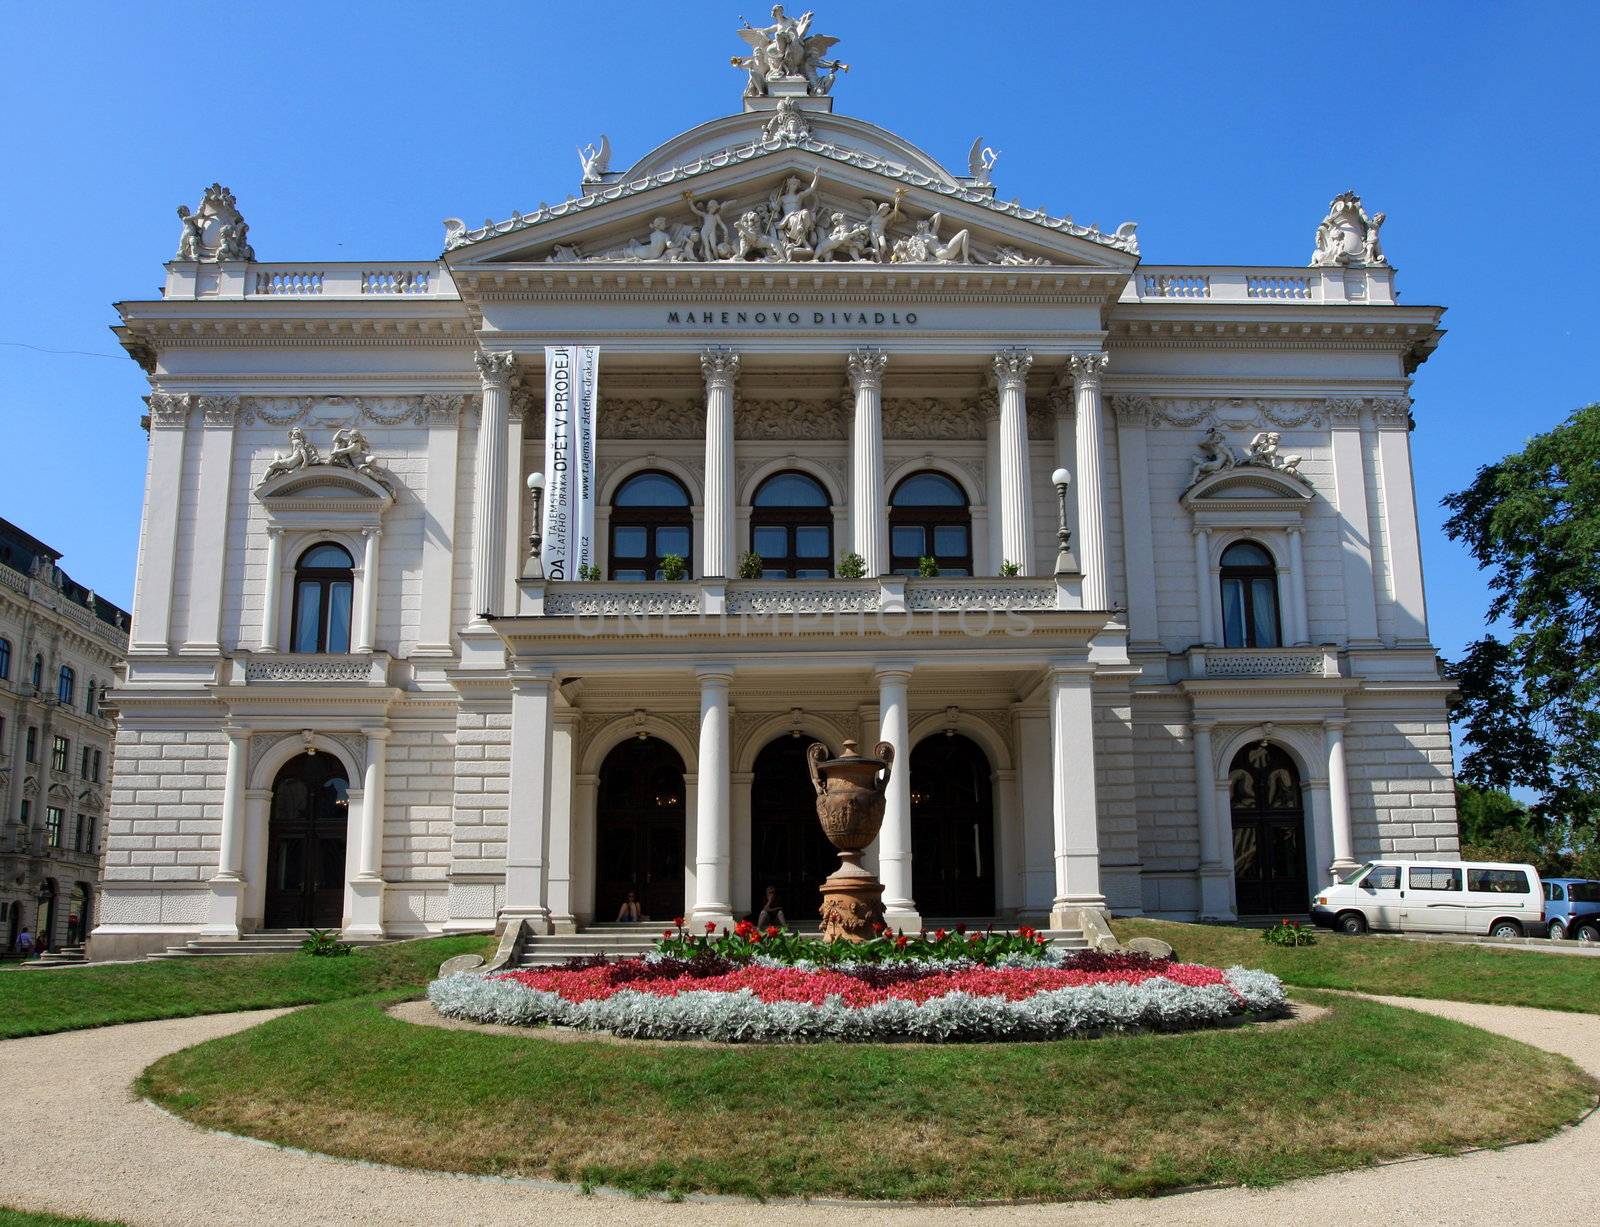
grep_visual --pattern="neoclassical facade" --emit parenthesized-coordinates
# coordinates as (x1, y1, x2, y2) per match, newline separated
(1, 519, 128, 955)
(94, 17, 1456, 958)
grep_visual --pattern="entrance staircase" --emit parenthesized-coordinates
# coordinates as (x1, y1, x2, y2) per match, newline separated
(146, 929, 390, 961)
(19, 944, 87, 969)
(516, 920, 1089, 968)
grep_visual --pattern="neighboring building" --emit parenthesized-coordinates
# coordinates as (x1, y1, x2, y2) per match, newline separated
(0, 519, 129, 954)
(95, 13, 1457, 960)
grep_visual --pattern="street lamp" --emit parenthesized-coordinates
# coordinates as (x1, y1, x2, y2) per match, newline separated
(1051, 468, 1073, 577)
(522, 471, 545, 580)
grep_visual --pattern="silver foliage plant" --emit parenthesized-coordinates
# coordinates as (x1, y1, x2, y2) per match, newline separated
(426, 967, 1287, 1044)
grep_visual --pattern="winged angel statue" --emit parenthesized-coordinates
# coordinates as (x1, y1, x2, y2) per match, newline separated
(733, 6, 849, 97)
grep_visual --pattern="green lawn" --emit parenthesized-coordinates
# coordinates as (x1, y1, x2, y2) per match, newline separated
(0, 935, 493, 1040)
(139, 990, 1595, 1202)
(1114, 919, 1600, 1014)
(0, 1211, 122, 1227)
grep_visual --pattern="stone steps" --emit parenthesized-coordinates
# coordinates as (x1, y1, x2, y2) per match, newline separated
(145, 930, 390, 961)
(19, 944, 87, 969)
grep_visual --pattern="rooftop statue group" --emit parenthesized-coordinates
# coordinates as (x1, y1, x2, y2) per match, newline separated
(733, 5, 848, 97)
(259, 426, 392, 493)
(548, 173, 1046, 266)
(1310, 191, 1386, 268)
(174, 183, 254, 263)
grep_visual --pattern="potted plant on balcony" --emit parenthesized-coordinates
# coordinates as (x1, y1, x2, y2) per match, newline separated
(999, 560, 1021, 577)
(576, 563, 602, 582)
(659, 554, 687, 582)
(738, 550, 764, 579)
(837, 551, 866, 579)
(918, 556, 939, 578)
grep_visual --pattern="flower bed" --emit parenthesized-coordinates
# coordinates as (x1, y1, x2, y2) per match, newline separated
(428, 950, 1286, 1043)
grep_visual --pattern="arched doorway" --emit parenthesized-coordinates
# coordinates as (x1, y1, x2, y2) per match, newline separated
(909, 734, 995, 917)
(35, 879, 56, 952)
(265, 752, 350, 929)
(1229, 741, 1309, 915)
(595, 736, 686, 922)
(749, 736, 836, 920)
(66, 882, 89, 945)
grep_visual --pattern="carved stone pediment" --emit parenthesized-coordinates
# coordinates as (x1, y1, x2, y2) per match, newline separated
(1182, 466, 1313, 508)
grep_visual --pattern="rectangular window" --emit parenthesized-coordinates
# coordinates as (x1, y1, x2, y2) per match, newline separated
(93, 750, 102, 782)
(74, 814, 85, 852)
(86, 816, 96, 852)
(326, 582, 353, 652)
(57, 666, 75, 705)
(1409, 867, 1461, 892)
(892, 525, 925, 558)
(654, 526, 690, 558)
(1364, 865, 1401, 890)
(46, 806, 63, 848)
(81, 746, 92, 779)
(1467, 868, 1531, 894)
(25, 727, 36, 763)
(52, 735, 69, 774)
(1570, 883, 1600, 904)
(612, 526, 648, 558)
(20, 800, 29, 825)
(292, 581, 322, 652)
(752, 526, 787, 557)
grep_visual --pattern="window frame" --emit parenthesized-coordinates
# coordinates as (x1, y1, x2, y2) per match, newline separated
(1408, 866, 1462, 892)
(1218, 539, 1283, 648)
(45, 806, 63, 848)
(888, 471, 973, 576)
(51, 735, 69, 774)
(25, 726, 37, 763)
(750, 470, 834, 579)
(289, 542, 356, 654)
(608, 469, 695, 581)
(0, 636, 10, 680)
(57, 665, 75, 705)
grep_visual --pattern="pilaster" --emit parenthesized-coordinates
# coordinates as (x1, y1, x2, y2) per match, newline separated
(130, 394, 190, 653)
(470, 351, 516, 621)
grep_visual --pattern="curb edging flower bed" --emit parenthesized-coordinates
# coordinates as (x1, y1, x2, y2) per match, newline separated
(427, 962, 1287, 1043)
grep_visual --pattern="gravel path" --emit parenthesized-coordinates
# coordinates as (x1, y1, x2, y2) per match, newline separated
(2, 995, 1596, 1226)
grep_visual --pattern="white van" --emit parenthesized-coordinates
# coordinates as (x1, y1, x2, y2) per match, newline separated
(1310, 861, 1544, 938)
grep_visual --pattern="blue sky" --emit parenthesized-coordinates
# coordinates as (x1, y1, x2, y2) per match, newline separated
(2, 0, 1596, 670)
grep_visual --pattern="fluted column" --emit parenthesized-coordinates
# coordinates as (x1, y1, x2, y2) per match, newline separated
(700, 349, 740, 578)
(1325, 719, 1357, 880)
(354, 527, 381, 654)
(993, 349, 1035, 575)
(847, 348, 888, 575)
(202, 726, 249, 938)
(471, 351, 516, 619)
(1070, 353, 1110, 609)
(875, 666, 920, 931)
(691, 665, 735, 929)
(259, 527, 284, 651)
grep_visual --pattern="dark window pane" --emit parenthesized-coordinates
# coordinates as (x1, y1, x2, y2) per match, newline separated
(940, 567, 970, 577)
(319, 839, 346, 889)
(892, 526, 925, 556)
(293, 583, 322, 652)
(616, 472, 690, 507)
(892, 472, 965, 507)
(760, 568, 787, 579)
(933, 525, 968, 555)
(794, 525, 830, 557)
(795, 568, 829, 579)
(1250, 578, 1280, 646)
(300, 543, 353, 568)
(753, 526, 788, 556)
(1221, 541, 1273, 568)
(277, 838, 305, 890)
(614, 569, 647, 582)
(654, 526, 690, 557)
(1220, 579, 1246, 648)
(1409, 867, 1461, 891)
(327, 582, 353, 653)
(753, 472, 828, 507)
(613, 526, 648, 558)
(1467, 868, 1530, 894)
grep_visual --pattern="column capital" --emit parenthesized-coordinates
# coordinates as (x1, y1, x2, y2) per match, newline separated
(364, 726, 392, 744)
(1191, 716, 1217, 733)
(1069, 351, 1110, 384)
(510, 663, 557, 686)
(700, 347, 741, 390)
(991, 347, 1033, 389)
(146, 392, 193, 428)
(847, 347, 889, 392)
(361, 525, 382, 540)
(1322, 717, 1348, 732)
(474, 350, 517, 387)
(221, 724, 252, 741)
(694, 662, 736, 685)
(872, 664, 913, 684)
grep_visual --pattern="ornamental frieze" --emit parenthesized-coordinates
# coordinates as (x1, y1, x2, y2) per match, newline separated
(597, 398, 705, 440)
(238, 395, 477, 428)
(1113, 395, 1332, 431)
(735, 398, 846, 440)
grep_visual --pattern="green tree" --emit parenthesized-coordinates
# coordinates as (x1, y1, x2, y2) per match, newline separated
(1443, 403, 1600, 831)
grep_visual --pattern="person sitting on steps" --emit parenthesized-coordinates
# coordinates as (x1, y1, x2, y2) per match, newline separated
(616, 890, 644, 923)
(757, 885, 787, 931)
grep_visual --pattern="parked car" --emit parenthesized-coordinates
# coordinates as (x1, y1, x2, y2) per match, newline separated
(1310, 860, 1543, 938)
(1542, 878, 1600, 942)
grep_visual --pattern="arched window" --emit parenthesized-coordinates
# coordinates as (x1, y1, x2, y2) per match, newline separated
(751, 470, 832, 578)
(57, 666, 75, 705)
(1219, 541, 1281, 648)
(610, 470, 693, 580)
(291, 543, 354, 653)
(889, 471, 971, 576)
(0, 637, 10, 680)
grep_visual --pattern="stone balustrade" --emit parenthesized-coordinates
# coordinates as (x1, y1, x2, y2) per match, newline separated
(1122, 265, 1394, 306)
(529, 575, 1076, 618)
(1185, 646, 1342, 680)
(233, 652, 391, 686)
(165, 262, 455, 301)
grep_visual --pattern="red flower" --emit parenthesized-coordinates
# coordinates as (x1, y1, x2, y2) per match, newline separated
(871, 921, 885, 934)
(934, 928, 948, 941)
(955, 923, 967, 935)
(894, 935, 908, 949)
(1018, 925, 1035, 938)
(705, 921, 717, 933)
(673, 917, 685, 929)
(968, 932, 981, 942)
(766, 926, 780, 938)
(662, 930, 673, 940)
(734, 920, 756, 939)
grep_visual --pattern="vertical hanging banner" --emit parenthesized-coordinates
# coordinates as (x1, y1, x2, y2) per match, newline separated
(542, 345, 599, 580)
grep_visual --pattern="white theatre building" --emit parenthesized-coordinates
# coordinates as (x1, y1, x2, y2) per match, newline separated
(94, 15, 1458, 959)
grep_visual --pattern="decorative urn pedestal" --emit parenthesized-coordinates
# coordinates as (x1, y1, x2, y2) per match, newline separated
(807, 738, 895, 942)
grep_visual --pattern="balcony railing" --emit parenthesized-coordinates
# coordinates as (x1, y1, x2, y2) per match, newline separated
(1122, 265, 1395, 306)
(1185, 646, 1342, 680)
(164, 261, 456, 301)
(529, 576, 1076, 618)
(232, 653, 391, 686)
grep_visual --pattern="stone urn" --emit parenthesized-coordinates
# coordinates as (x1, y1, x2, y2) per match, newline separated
(807, 739, 894, 942)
